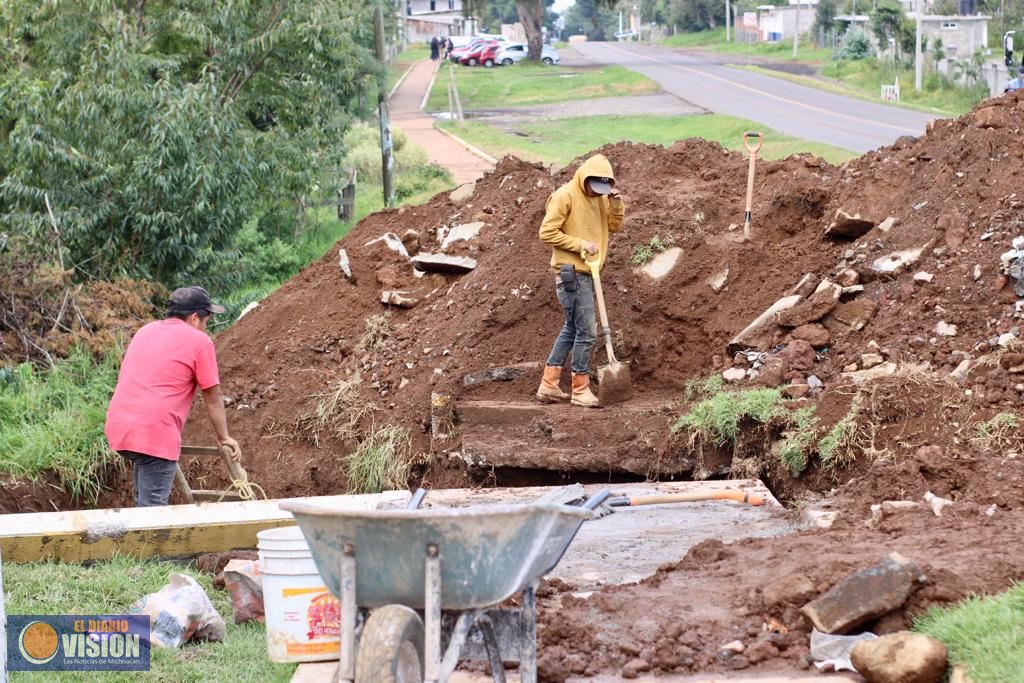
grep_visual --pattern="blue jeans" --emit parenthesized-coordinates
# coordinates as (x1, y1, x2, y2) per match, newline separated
(545, 273, 597, 375)
(120, 451, 179, 507)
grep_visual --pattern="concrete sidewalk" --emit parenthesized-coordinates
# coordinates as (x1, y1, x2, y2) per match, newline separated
(390, 59, 494, 186)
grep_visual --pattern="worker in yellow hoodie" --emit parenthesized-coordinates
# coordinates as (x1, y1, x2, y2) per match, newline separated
(536, 154, 625, 408)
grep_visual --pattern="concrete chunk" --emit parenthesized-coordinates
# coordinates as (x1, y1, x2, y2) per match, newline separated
(380, 290, 418, 308)
(441, 221, 485, 250)
(851, 632, 948, 683)
(640, 247, 683, 281)
(776, 284, 841, 327)
(727, 295, 803, 355)
(463, 362, 542, 388)
(448, 183, 475, 203)
(338, 248, 352, 278)
(842, 361, 898, 384)
(825, 209, 875, 238)
(789, 273, 821, 298)
(707, 266, 730, 292)
(412, 253, 478, 274)
(870, 242, 933, 276)
(801, 552, 923, 634)
(364, 232, 410, 259)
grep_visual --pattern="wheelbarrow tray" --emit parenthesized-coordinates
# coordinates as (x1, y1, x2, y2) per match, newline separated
(280, 501, 593, 610)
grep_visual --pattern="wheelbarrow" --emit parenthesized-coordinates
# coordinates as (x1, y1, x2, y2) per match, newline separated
(280, 490, 609, 683)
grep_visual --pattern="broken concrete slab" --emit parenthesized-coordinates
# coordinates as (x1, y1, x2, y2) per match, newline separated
(824, 298, 878, 333)
(412, 252, 478, 274)
(448, 183, 475, 203)
(727, 295, 803, 355)
(707, 266, 730, 292)
(338, 248, 352, 278)
(364, 232, 410, 259)
(825, 209, 875, 238)
(870, 242, 934, 276)
(462, 362, 542, 388)
(851, 632, 948, 683)
(639, 246, 683, 281)
(776, 284, 841, 327)
(380, 290, 419, 308)
(842, 361, 897, 384)
(878, 216, 897, 233)
(789, 273, 821, 298)
(441, 221, 485, 250)
(801, 552, 924, 634)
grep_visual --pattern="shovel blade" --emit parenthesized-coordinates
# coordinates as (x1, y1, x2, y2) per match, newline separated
(596, 362, 632, 406)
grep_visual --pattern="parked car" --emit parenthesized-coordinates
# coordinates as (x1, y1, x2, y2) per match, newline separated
(478, 43, 504, 68)
(495, 43, 560, 66)
(459, 40, 498, 66)
(449, 38, 489, 64)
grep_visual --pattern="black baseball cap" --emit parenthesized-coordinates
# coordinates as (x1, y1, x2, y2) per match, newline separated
(168, 286, 226, 315)
(586, 176, 613, 195)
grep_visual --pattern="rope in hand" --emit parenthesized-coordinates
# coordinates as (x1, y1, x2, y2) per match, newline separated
(216, 478, 268, 503)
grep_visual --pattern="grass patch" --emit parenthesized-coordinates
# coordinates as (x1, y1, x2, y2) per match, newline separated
(684, 374, 724, 403)
(777, 406, 820, 475)
(357, 313, 392, 353)
(427, 62, 659, 111)
(4, 556, 295, 682)
(817, 395, 863, 472)
(345, 424, 412, 494)
(437, 114, 856, 167)
(629, 233, 675, 266)
(0, 347, 122, 504)
(914, 582, 1024, 683)
(662, 28, 833, 63)
(970, 412, 1021, 452)
(673, 387, 785, 447)
(297, 376, 375, 447)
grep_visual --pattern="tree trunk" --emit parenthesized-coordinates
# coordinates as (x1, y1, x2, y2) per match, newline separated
(515, 0, 544, 61)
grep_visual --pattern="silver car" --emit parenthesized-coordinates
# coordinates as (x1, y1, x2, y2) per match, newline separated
(495, 43, 560, 66)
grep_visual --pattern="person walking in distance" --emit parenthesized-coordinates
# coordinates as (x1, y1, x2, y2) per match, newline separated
(430, 35, 440, 61)
(105, 286, 241, 506)
(536, 154, 625, 408)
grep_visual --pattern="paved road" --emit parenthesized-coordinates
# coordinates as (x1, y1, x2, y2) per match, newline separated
(575, 41, 938, 153)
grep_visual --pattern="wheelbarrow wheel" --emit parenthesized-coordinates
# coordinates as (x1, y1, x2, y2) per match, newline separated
(355, 605, 425, 683)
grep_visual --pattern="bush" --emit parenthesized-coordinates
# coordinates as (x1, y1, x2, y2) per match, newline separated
(835, 28, 872, 60)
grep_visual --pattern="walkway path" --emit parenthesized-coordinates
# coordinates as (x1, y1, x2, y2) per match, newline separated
(390, 59, 494, 186)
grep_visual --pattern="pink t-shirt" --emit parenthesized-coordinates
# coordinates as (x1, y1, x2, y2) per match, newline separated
(105, 318, 220, 461)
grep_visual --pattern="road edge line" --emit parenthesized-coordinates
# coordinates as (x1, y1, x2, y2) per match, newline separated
(433, 124, 498, 165)
(389, 60, 419, 100)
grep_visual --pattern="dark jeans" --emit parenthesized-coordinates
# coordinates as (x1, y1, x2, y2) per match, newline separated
(120, 451, 178, 507)
(545, 273, 597, 375)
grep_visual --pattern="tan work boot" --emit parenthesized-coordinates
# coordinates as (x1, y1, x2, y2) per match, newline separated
(570, 373, 600, 408)
(536, 365, 569, 403)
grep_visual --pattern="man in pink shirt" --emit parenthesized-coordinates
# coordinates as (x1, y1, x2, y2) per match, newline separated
(105, 286, 241, 506)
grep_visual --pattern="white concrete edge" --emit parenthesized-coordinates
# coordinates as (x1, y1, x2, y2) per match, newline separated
(419, 59, 441, 112)
(433, 124, 499, 165)
(388, 59, 419, 101)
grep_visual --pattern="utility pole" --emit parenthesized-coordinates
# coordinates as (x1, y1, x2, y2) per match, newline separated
(793, 0, 800, 59)
(726, 0, 731, 42)
(914, 0, 922, 90)
(374, 0, 396, 208)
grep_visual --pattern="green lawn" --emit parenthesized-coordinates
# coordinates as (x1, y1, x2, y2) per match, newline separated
(438, 113, 856, 167)
(914, 583, 1024, 683)
(662, 28, 833, 63)
(427, 62, 660, 111)
(4, 557, 296, 682)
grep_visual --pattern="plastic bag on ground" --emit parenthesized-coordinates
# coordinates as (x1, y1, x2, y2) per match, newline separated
(810, 628, 877, 672)
(223, 559, 264, 624)
(130, 573, 226, 648)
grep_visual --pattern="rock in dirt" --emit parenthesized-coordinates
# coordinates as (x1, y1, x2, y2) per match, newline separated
(973, 104, 1012, 129)
(935, 321, 958, 337)
(801, 552, 924, 634)
(462, 362, 541, 388)
(448, 183, 475, 203)
(364, 232, 410, 259)
(727, 295, 802, 354)
(914, 271, 934, 283)
(861, 353, 884, 369)
(923, 491, 953, 517)
(440, 221, 485, 250)
(791, 323, 830, 348)
(338, 248, 352, 278)
(621, 658, 651, 678)
(756, 356, 789, 387)
(776, 284, 841, 327)
(824, 298, 878, 333)
(801, 506, 838, 529)
(843, 361, 897, 384)
(639, 246, 683, 281)
(783, 383, 810, 399)
(837, 268, 860, 287)
(380, 290, 419, 308)
(707, 265, 729, 292)
(870, 243, 933, 276)
(401, 229, 421, 254)
(825, 209, 875, 238)
(778, 339, 817, 372)
(850, 631, 948, 683)
(237, 301, 259, 321)
(412, 253, 477, 274)
(878, 216, 897, 232)
(763, 573, 816, 607)
(937, 208, 967, 251)
(789, 273, 821, 298)
(722, 367, 747, 383)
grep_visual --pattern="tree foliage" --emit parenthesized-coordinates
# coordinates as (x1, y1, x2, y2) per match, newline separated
(0, 0, 379, 286)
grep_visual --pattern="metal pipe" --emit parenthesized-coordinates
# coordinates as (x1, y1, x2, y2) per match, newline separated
(407, 488, 428, 510)
(425, 544, 442, 682)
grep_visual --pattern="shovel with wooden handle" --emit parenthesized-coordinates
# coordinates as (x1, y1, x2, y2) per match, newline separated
(582, 251, 633, 406)
(742, 131, 763, 242)
(607, 490, 765, 507)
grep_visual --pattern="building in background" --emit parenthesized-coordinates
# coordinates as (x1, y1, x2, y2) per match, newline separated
(405, 0, 476, 43)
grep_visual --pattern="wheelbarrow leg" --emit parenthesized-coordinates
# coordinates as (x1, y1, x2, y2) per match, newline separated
(519, 582, 538, 683)
(336, 543, 357, 683)
(477, 614, 507, 683)
(439, 612, 475, 680)
(425, 543, 442, 683)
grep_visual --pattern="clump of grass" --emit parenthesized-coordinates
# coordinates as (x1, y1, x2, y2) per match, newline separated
(629, 233, 674, 266)
(818, 396, 863, 472)
(684, 373, 724, 402)
(0, 347, 123, 504)
(673, 387, 784, 447)
(297, 376, 375, 447)
(357, 313, 392, 352)
(970, 412, 1021, 452)
(345, 424, 411, 494)
(777, 406, 819, 475)
(914, 582, 1024, 682)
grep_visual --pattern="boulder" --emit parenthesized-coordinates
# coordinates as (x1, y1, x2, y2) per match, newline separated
(640, 247, 683, 281)
(778, 339, 817, 372)
(776, 285, 841, 327)
(850, 632, 947, 683)
(791, 323, 831, 349)
(825, 209, 875, 238)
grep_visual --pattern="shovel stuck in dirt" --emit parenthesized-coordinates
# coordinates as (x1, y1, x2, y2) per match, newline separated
(742, 130, 763, 242)
(583, 252, 633, 406)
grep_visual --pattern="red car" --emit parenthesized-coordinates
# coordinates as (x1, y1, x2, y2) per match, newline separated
(459, 40, 498, 66)
(478, 43, 503, 68)
(448, 39, 485, 63)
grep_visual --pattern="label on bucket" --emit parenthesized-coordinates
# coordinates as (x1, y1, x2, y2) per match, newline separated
(265, 585, 341, 662)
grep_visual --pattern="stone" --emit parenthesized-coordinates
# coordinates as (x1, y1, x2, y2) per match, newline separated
(935, 321, 958, 337)
(1000, 352, 1024, 369)
(380, 290, 418, 308)
(448, 183, 475, 203)
(744, 639, 781, 665)
(843, 362, 860, 372)
(727, 295, 803, 355)
(878, 216, 897, 232)
(843, 361, 898, 384)
(783, 383, 810, 399)
(825, 298, 878, 333)
(973, 264, 982, 281)
(924, 491, 953, 517)
(791, 323, 830, 349)
(861, 353, 884, 369)
(998, 332, 1018, 347)
(825, 209, 875, 238)
(462, 362, 542, 388)
(440, 221, 485, 250)
(801, 552, 924, 634)
(870, 243, 933, 276)
(639, 246, 683, 281)
(338, 248, 352, 278)
(950, 359, 973, 381)
(763, 573, 816, 607)
(707, 266, 730, 292)
(757, 357, 789, 387)
(974, 105, 1012, 129)
(869, 500, 921, 525)
(720, 640, 745, 654)
(364, 232, 410, 259)
(776, 285, 842, 327)
(938, 209, 968, 251)
(837, 268, 860, 287)
(913, 271, 934, 283)
(621, 658, 650, 678)
(412, 253, 478, 274)
(800, 507, 838, 528)
(850, 631, 948, 683)
(789, 273, 821, 298)
(778, 339, 817, 371)
(807, 375, 823, 390)
(722, 367, 747, 383)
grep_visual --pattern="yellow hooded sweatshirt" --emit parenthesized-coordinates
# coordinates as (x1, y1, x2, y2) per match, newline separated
(538, 154, 625, 274)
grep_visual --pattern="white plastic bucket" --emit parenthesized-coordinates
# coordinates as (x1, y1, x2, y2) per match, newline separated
(258, 526, 340, 663)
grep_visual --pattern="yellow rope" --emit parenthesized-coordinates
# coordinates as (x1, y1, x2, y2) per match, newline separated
(216, 478, 268, 502)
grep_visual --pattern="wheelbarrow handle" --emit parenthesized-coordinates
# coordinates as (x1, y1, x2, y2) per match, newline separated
(582, 488, 611, 511)
(743, 131, 764, 154)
